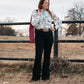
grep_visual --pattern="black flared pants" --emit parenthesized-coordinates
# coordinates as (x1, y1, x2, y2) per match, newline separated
(32, 29, 53, 80)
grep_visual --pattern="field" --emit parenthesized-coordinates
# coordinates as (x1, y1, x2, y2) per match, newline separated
(0, 36, 84, 84)
(0, 36, 84, 61)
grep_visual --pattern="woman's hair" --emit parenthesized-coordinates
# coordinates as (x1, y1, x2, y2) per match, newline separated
(38, 0, 53, 19)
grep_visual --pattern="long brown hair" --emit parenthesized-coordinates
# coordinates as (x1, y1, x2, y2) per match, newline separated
(38, 0, 53, 19)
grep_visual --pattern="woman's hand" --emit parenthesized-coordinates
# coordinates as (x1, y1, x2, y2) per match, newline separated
(50, 25, 55, 31)
(38, 9, 41, 16)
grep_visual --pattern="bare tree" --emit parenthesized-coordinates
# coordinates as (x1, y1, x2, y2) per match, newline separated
(0, 17, 16, 36)
(65, 2, 84, 36)
(74, 2, 84, 35)
(74, 2, 84, 20)
(3, 17, 15, 28)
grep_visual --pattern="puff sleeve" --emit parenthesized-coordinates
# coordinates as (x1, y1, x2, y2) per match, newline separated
(52, 11, 62, 30)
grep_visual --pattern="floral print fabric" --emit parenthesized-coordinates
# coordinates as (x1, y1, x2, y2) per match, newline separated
(31, 9, 62, 30)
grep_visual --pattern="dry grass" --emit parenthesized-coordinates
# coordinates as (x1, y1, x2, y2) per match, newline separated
(0, 36, 84, 84)
(50, 57, 84, 74)
(0, 57, 84, 74)
(0, 36, 29, 40)
(0, 62, 33, 74)
(0, 58, 84, 84)
(0, 36, 84, 74)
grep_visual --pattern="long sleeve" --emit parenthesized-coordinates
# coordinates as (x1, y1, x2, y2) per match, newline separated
(31, 10, 41, 27)
(52, 12, 62, 30)
(31, 9, 52, 29)
(31, 9, 61, 29)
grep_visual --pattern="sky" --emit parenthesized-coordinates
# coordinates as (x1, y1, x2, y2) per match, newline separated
(0, 0, 84, 22)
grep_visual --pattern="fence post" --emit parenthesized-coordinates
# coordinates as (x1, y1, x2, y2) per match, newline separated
(54, 29, 58, 57)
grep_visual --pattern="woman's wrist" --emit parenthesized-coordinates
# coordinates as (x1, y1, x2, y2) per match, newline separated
(38, 10, 41, 16)
(50, 25, 55, 31)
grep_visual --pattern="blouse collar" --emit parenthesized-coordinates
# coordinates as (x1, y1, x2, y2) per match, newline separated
(41, 9, 47, 12)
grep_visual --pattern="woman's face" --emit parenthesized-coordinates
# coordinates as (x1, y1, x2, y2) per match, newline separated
(42, 0, 49, 10)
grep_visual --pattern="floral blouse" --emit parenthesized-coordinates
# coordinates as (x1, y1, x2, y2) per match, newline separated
(31, 9, 62, 30)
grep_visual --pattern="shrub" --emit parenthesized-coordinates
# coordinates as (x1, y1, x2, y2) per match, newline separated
(0, 26, 16, 36)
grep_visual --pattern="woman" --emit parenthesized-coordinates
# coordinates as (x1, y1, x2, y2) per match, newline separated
(30, 0, 62, 81)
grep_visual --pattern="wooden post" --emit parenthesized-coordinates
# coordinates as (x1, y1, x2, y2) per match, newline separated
(54, 29, 58, 57)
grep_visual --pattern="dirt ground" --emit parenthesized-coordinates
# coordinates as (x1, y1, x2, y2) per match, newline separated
(0, 36, 84, 84)
(0, 36, 84, 61)
(0, 72, 84, 84)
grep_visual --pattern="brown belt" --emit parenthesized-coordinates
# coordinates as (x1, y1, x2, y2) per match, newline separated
(36, 29, 51, 32)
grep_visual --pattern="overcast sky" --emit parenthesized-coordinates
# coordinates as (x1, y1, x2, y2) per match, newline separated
(0, 0, 84, 22)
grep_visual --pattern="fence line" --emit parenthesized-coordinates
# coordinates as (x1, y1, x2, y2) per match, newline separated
(0, 57, 84, 62)
(0, 40, 30, 43)
(0, 57, 34, 61)
(0, 20, 84, 25)
(0, 20, 84, 62)
(0, 22, 30, 25)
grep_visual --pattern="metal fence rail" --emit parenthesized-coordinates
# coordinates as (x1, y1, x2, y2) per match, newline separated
(0, 20, 84, 25)
(0, 57, 84, 62)
(0, 20, 84, 62)
(58, 40, 84, 43)
(0, 22, 30, 25)
(0, 40, 30, 43)
(0, 40, 84, 43)
(0, 57, 34, 61)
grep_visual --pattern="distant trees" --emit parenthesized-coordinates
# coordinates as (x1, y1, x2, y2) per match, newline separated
(0, 26, 16, 36)
(0, 17, 16, 36)
(65, 2, 84, 36)
(66, 23, 78, 36)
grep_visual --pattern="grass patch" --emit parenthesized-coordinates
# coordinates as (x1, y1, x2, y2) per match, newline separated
(50, 57, 84, 74)
(0, 58, 84, 75)
(0, 62, 33, 73)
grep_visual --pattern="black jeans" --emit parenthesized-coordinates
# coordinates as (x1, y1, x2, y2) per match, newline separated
(32, 29, 53, 80)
